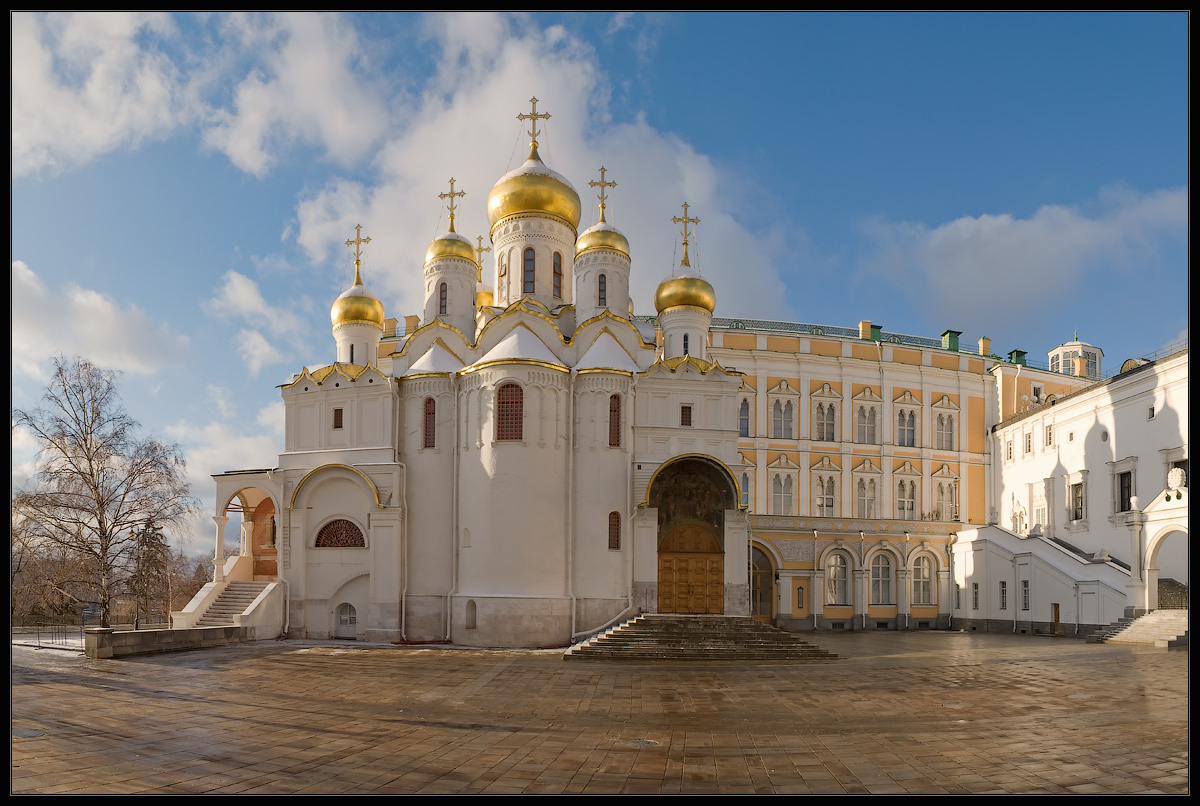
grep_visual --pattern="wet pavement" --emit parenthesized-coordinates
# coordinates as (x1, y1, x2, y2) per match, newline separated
(11, 631, 1188, 794)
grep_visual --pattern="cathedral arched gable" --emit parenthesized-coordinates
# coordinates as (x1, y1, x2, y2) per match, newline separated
(288, 463, 384, 510)
(646, 454, 740, 511)
(393, 319, 473, 360)
(472, 315, 570, 366)
(573, 312, 655, 352)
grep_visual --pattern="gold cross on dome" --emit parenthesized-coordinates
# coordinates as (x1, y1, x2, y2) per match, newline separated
(438, 178, 466, 233)
(344, 224, 371, 284)
(588, 166, 617, 222)
(672, 202, 700, 243)
(475, 236, 492, 281)
(517, 96, 551, 145)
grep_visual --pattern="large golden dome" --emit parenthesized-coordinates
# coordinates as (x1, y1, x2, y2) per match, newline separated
(331, 273, 385, 330)
(654, 274, 716, 315)
(487, 144, 581, 232)
(425, 230, 477, 266)
(575, 221, 630, 259)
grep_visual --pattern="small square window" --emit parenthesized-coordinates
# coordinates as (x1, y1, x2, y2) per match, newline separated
(680, 404, 693, 427)
(333, 408, 344, 430)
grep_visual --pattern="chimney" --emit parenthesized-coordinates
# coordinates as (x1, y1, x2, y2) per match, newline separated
(859, 320, 872, 340)
(383, 317, 398, 338)
(1074, 355, 1087, 377)
(978, 336, 991, 356)
(404, 315, 420, 336)
(941, 329, 962, 352)
(1007, 349, 1027, 366)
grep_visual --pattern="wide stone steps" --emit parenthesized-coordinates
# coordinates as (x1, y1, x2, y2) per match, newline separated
(195, 582, 269, 627)
(1087, 609, 1188, 648)
(565, 614, 838, 663)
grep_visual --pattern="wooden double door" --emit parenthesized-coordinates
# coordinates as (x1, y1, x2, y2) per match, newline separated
(657, 523, 724, 614)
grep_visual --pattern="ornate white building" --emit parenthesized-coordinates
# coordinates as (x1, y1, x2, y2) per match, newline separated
(188, 100, 1187, 647)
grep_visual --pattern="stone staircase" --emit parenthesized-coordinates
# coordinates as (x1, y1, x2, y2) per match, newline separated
(1086, 609, 1188, 649)
(195, 581, 270, 627)
(564, 614, 838, 663)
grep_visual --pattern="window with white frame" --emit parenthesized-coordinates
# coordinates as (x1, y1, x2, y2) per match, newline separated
(771, 475, 793, 515)
(935, 413, 954, 450)
(1024, 432, 1032, 455)
(912, 556, 933, 605)
(870, 554, 893, 604)
(855, 406, 877, 444)
(896, 409, 916, 447)
(1109, 456, 1137, 515)
(999, 580, 1008, 610)
(896, 480, 916, 520)
(935, 481, 954, 521)
(1021, 579, 1030, 610)
(855, 478, 877, 519)
(826, 553, 849, 605)
(738, 399, 750, 437)
(741, 473, 750, 509)
(972, 582, 979, 610)
(771, 400, 795, 438)
(814, 402, 836, 441)
(1045, 425, 1053, 447)
(1006, 440, 1013, 461)
(814, 475, 835, 516)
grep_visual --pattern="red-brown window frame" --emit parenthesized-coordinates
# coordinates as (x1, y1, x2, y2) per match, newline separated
(497, 383, 523, 441)
(423, 397, 436, 448)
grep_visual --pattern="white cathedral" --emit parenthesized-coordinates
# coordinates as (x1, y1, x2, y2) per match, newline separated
(189, 100, 1188, 648)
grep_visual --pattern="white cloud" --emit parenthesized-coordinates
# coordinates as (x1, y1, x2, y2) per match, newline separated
(202, 12, 389, 176)
(11, 260, 190, 380)
(293, 14, 793, 325)
(858, 187, 1188, 338)
(203, 270, 310, 375)
(236, 329, 285, 376)
(12, 12, 187, 177)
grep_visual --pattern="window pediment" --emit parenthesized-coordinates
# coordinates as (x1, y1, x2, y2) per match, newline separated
(932, 394, 959, 411)
(852, 386, 882, 402)
(932, 463, 959, 480)
(853, 458, 881, 474)
(811, 455, 838, 471)
(812, 382, 841, 400)
(892, 390, 921, 406)
(768, 379, 799, 398)
(768, 454, 799, 469)
(894, 461, 921, 476)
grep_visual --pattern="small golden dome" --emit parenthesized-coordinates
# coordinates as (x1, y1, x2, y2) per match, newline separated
(575, 221, 630, 259)
(487, 144, 581, 231)
(654, 274, 716, 315)
(425, 230, 478, 265)
(476, 287, 495, 308)
(331, 271, 385, 330)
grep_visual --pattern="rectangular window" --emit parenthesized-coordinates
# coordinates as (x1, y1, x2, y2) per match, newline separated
(608, 395, 621, 448)
(333, 408, 344, 430)
(1071, 482, 1085, 521)
(1024, 433, 1032, 454)
(1045, 425, 1053, 447)
(607, 512, 621, 551)
(972, 583, 979, 611)
(1117, 471, 1133, 512)
(1148, 406, 1155, 420)
(955, 585, 961, 610)
(1021, 580, 1030, 611)
(680, 404, 693, 427)
(1006, 441, 1013, 461)
(999, 580, 1007, 611)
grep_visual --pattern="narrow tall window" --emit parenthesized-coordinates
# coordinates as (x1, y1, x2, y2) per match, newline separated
(897, 409, 915, 447)
(816, 403, 835, 441)
(738, 399, 750, 437)
(827, 553, 848, 605)
(680, 404, 692, 427)
(439, 282, 448, 315)
(607, 511, 621, 550)
(856, 478, 876, 519)
(552, 252, 562, 299)
(1117, 471, 1133, 512)
(497, 383, 523, 441)
(913, 556, 933, 605)
(1045, 425, 1053, 447)
(683, 334, 690, 355)
(423, 397, 436, 449)
(1070, 482, 1085, 521)
(523, 248, 535, 294)
(935, 482, 950, 520)
(783, 401, 794, 439)
(936, 414, 954, 450)
(856, 407, 876, 443)
(816, 477, 834, 516)
(332, 408, 344, 430)
(741, 473, 750, 508)
(870, 554, 892, 604)
(897, 480, 916, 520)
(999, 580, 1008, 610)
(772, 476, 784, 515)
(772, 401, 784, 438)
(1021, 579, 1030, 610)
(608, 394, 621, 447)
(597, 273, 607, 307)
(349, 344, 354, 365)
(972, 582, 979, 610)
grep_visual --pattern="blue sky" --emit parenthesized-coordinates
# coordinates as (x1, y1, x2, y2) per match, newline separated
(11, 12, 1188, 548)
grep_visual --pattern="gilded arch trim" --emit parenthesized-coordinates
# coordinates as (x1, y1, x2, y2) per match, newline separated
(643, 453, 744, 510)
(288, 463, 385, 511)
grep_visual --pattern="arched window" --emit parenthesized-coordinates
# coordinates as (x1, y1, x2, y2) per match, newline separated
(856, 478, 877, 519)
(608, 511, 621, 550)
(897, 409, 915, 447)
(856, 406, 877, 443)
(738, 399, 750, 437)
(912, 556, 934, 605)
(423, 397, 436, 449)
(935, 481, 953, 520)
(896, 479, 915, 520)
(523, 248, 535, 294)
(552, 252, 563, 299)
(497, 383, 523, 441)
(827, 553, 849, 605)
(771, 476, 784, 514)
(741, 473, 750, 508)
(315, 519, 366, 548)
(815, 476, 835, 516)
(683, 333, 690, 355)
(815, 403, 836, 442)
(598, 273, 607, 307)
(439, 282, 448, 315)
(936, 414, 954, 450)
(783, 401, 793, 439)
(870, 554, 893, 604)
(783, 476, 793, 515)
(772, 401, 784, 438)
(608, 394, 621, 447)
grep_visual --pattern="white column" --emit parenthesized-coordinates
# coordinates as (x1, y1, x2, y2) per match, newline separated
(212, 515, 229, 583)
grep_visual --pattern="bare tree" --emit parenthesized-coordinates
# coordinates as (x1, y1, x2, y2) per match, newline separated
(12, 356, 198, 628)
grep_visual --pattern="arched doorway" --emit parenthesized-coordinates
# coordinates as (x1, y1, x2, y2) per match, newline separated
(750, 546, 775, 624)
(335, 603, 357, 639)
(649, 456, 739, 614)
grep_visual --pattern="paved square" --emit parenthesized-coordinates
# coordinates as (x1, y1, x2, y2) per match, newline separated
(11, 631, 1188, 794)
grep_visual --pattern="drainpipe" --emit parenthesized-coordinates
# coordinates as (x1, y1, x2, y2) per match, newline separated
(445, 376, 461, 643)
(625, 375, 638, 617)
(566, 372, 576, 640)
(1012, 555, 1018, 633)
(947, 532, 957, 630)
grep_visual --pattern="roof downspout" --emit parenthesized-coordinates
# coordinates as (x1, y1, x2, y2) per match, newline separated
(567, 369, 577, 641)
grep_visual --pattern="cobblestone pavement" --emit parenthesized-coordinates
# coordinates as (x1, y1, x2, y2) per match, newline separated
(11, 631, 1188, 794)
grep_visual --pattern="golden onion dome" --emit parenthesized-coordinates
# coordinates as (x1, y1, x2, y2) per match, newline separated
(476, 286, 495, 308)
(654, 273, 716, 315)
(487, 144, 581, 231)
(575, 221, 630, 259)
(425, 230, 478, 266)
(331, 267, 385, 330)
